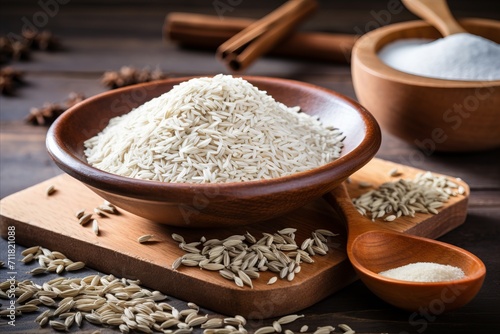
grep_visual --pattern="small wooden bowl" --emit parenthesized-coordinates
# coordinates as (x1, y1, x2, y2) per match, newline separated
(46, 76, 381, 227)
(352, 19, 500, 152)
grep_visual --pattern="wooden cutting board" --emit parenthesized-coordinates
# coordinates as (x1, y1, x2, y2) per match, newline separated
(0, 158, 469, 318)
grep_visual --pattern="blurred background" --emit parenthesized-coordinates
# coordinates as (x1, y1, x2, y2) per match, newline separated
(0, 0, 499, 196)
(2, 0, 500, 38)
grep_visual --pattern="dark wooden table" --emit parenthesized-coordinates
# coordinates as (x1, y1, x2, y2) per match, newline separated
(1, 1, 499, 333)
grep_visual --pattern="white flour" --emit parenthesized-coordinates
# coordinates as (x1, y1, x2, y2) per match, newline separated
(379, 262, 465, 282)
(378, 33, 500, 81)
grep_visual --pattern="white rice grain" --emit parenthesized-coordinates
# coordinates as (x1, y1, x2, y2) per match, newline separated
(84, 75, 344, 183)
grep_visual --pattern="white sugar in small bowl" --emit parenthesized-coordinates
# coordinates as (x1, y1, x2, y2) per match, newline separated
(352, 18, 500, 152)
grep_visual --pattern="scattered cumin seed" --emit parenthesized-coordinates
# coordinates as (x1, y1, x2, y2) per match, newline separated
(65, 261, 85, 271)
(75, 209, 85, 219)
(313, 326, 335, 334)
(35, 309, 51, 323)
(78, 213, 92, 226)
(29, 266, 47, 275)
(238, 270, 253, 288)
(94, 207, 106, 216)
(254, 326, 276, 334)
(171, 233, 185, 243)
(353, 171, 464, 222)
(21, 253, 34, 263)
(172, 257, 182, 270)
(188, 316, 209, 327)
(17, 290, 35, 304)
(39, 316, 49, 327)
(138, 234, 154, 243)
(389, 168, 402, 177)
(181, 259, 198, 267)
(21, 245, 40, 256)
(64, 314, 75, 328)
(56, 264, 64, 274)
(173, 228, 337, 288)
(219, 269, 235, 280)
(187, 302, 199, 310)
(46, 185, 56, 196)
(202, 263, 225, 271)
(458, 185, 465, 195)
(97, 204, 116, 214)
(338, 323, 355, 333)
(201, 318, 223, 329)
(277, 314, 304, 325)
(49, 320, 67, 331)
(384, 215, 396, 222)
(358, 181, 373, 188)
(39, 295, 56, 306)
(273, 320, 282, 332)
(92, 219, 99, 235)
(233, 276, 244, 288)
(278, 227, 297, 235)
(315, 229, 338, 237)
(235, 315, 247, 326)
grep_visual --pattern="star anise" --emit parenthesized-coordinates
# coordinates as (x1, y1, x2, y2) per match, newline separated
(64, 92, 86, 108)
(0, 30, 60, 64)
(22, 29, 60, 51)
(0, 37, 14, 64)
(101, 66, 169, 89)
(0, 66, 25, 96)
(0, 36, 31, 62)
(25, 92, 86, 126)
(11, 40, 31, 60)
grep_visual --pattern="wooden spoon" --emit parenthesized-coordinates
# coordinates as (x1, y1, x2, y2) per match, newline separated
(326, 184, 486, 311)
(402, 0, 467, 36)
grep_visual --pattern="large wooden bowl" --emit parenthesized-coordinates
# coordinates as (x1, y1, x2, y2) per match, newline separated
(352, 19, 500, 152)
(46, 76, 381, 227)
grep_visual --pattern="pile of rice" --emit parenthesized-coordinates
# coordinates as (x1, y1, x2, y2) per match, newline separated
(84, 74, 344, 183)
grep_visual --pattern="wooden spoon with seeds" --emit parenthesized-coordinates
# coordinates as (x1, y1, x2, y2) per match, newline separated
(325, 184, 486, 311)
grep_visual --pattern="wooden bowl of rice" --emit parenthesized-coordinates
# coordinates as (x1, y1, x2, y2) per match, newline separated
(46, 76, 381, 227)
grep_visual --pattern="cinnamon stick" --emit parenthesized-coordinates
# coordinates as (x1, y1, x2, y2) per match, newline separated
(165, 12, 357, 64)
(216, 0, 318, 71)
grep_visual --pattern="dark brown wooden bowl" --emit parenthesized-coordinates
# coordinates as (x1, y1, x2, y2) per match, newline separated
(46, 76, 381, 227)
(352, 18, 500, 152)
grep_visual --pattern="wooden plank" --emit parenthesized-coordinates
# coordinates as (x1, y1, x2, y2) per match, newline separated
(0, 38, 351, 76)
(0, 124, 59, 198)
(0, 158, 469, 318)
(0, 74, 105, 121)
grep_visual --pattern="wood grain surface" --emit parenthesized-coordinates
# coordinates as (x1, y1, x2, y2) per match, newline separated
(0, 158, 469, 318)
